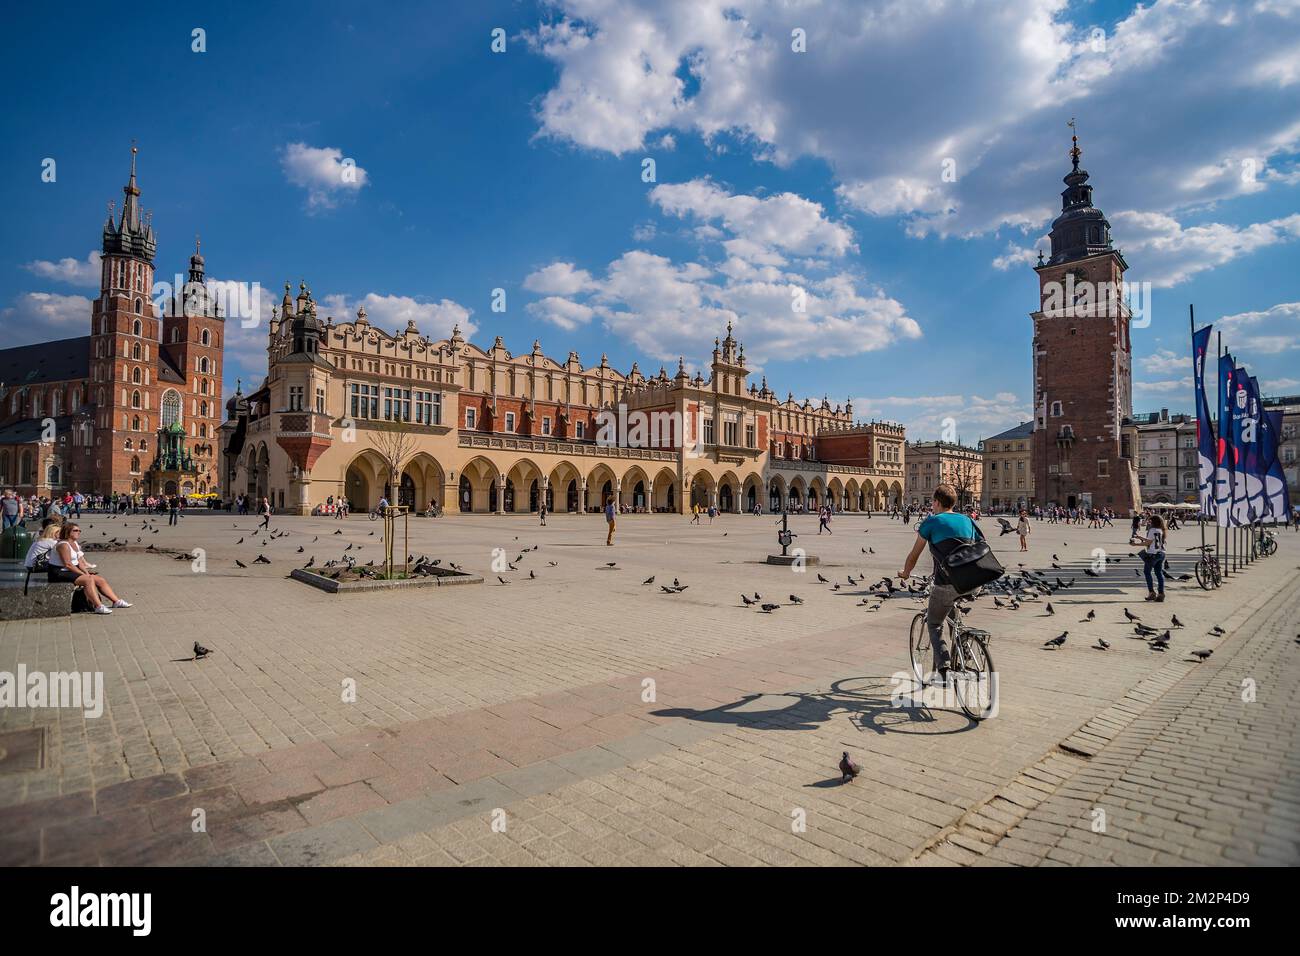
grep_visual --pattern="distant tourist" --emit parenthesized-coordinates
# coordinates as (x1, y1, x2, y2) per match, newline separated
(258, 497, 272, 531)
(1016, 509, 1030, 552)
(605, 495, 616, 545)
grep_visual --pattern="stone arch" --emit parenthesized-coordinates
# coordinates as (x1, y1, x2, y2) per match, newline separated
(787, 475, 806, 510)
(688, 469, 716, 510)
(768, 474, 786, 512)
(548, 460, 582, 513)
(874, 480, 889, 510)
(459, 456, 500, 514)
(506, 458, 545, 513)
(890, 481, 904, 508)
(344, 449, 386, 512)
(845, 478, 860, 512)
(828, 477, 844, 511)
(586, 462, 617, 512)
(403, 453, 445, 512)
(808, 476, 825, 509)
(652, 466, 677, 512)
(718, 470, 741, 513)
(742, 473, 762, 513)
(620, 464, 651, 511)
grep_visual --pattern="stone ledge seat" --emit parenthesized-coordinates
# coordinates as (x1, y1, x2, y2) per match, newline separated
(0, 558, 76, 620)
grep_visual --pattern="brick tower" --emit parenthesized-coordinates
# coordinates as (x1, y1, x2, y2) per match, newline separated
(159, 238, 225, 493)
(91, 145, 160, 494)
(1030, 128, 1139, 513)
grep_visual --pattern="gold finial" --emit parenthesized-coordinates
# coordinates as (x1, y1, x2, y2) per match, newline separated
(195, 233, 201, 254)
(1068, 117, 1081, 167)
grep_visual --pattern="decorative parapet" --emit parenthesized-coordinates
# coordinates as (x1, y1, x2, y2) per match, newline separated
(459, 433, 676, 461)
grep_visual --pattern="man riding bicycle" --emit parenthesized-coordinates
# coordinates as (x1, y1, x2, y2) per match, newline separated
(898, 483, 978, 681)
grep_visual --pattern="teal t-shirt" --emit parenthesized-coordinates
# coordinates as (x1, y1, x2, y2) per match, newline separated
(917, 512, 977, 545)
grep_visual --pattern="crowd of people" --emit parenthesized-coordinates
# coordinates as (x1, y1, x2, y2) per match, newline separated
(1, 488, 201, 525)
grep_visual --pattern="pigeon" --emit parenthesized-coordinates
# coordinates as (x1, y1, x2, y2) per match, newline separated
(193, 642, 213, 660)
(297, 546, 304, 553)
(993, 596, 1006, 608)
(839, 752, 861, 783)
(333, 529, 342, 535)
(642, 575, 656, 585)
(1084, 568, 1100, 577)
(497, 576, 509, 585)
(1134, 623, 1158, 637)
(548, 561, 558, 567)
(303, 556, 315, 569)
(1191, 649, 1213, 662)
(1045, 603, 1055, 615)
(1124, 608, 1141, 623)
(1044, 631, 1068, 648)
(759, 603, 780, 613)
(817, 573, 829, 583)
(236, 537, 244, 544)
(254, 554, 271, 564)
(529, 570, 536, 579)
(1094, 638, 1111, 651)
(1080, 610, 1095, 622)
(1171, 615, 1184, 628)
(605, 562, 618, 569)
(789, 595, 804, 605)
(235, 559, 247, 569)
(741, 594, 756, 606)
(1052, 554, 1059, 561)
(996, 518, 1015, 536)
(661, 585, 687, 594)
(673, 578, 681, 588)
(1210, 625, 1226, 636)
(753, 592, 761, 600)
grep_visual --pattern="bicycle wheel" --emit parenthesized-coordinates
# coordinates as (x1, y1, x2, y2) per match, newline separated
(1195, 559, 1213, 591)
(1210, 560, 1222, 588)
(953, 635, 997, 721)
(908, 613, 931, 685)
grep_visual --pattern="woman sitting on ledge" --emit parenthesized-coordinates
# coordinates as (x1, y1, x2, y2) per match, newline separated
(47, 523, 131, 615)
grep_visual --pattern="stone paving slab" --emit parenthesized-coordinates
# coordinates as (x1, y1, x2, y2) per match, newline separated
(1, 511, 1296, 865)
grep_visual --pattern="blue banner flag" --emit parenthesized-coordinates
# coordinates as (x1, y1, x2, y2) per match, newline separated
(1215, 354, 1236, 527)
(1192, 325, 1215, 515)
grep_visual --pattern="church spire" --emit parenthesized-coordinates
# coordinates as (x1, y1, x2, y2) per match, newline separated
(102, 143, 157, 263)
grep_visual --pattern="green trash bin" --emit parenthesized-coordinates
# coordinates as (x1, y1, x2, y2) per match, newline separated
(1, 523, 33, 560)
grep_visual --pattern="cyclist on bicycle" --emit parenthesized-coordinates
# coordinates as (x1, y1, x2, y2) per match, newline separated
(898, 483, 978, 680)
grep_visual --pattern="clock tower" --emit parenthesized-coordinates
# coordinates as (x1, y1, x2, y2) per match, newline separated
(1030, 128, 1140, 514)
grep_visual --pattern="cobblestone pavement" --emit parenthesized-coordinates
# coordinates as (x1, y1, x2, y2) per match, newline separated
(1, 510, 1295, 865)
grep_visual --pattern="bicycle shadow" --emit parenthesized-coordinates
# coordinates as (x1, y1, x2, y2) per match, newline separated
(650, 675, 978, 738)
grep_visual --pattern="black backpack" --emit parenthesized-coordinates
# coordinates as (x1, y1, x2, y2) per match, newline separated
(930, 522, 1005, 594)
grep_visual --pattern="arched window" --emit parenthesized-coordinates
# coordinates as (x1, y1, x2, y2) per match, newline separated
(132, 415, 140, 431)
(50, 392, 61, 416)
(199, 423, 208, 438)
(133, 318, 142, 336)
(125, 438, 133, 449)
(96, 388, 104, 407)
(201, 329, 211, 346)
(134, 298, 143, 315)
(200, 401, 208, 417)
(161, 390, 181, 427)
(132, 342, 141, 360)
(70, 391, 80, 412)
(200, 379, 209, 395)
(172, 327, 182, 343)
(130, 456, 140, 473)
(139, 439, 147, 452)
(32, 394, 42, 417)
(132, 367, 142, 384)
(131, 390, 141, 409)
(199, 356, 209, 373)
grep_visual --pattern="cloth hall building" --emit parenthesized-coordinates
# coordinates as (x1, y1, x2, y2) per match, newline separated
(219, 293, 907, 515)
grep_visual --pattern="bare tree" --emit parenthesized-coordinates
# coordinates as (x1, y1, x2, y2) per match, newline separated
(371, 417, 415, 504)
(950, 457, 981, 510)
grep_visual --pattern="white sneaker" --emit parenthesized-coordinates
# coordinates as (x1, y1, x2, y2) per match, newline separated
(92, 605, 113, 615)
(112, 599, 132, 608)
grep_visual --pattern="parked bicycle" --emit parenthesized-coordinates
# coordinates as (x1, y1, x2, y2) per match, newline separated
(908, 607, 997, 721)
(1187, 543, 1222, 590)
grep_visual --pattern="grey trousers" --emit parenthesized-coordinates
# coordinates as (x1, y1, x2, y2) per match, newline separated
(926, 583, 959, 668)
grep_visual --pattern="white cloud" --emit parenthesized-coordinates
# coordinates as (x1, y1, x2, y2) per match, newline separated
(23, 251, 101, 287)
(526, 0, 1300, 273)
(1137, 348, 1188, 375)
(526, 296, 595, 331)
(991, 241, 1043, 272)
(318, 292, 474, 340)
(1110, 212, 1300, 287)
(650, 179, 856, 258)
(280, 143, 369, 212)
(1262, 377, 1300, 391)
(852, 391, 1031, 442)
(522, 262, 595, 296)
(1219, 300, 1300, 327)
(1134, 377, 1193, 393)
(0, 292, 91, 345)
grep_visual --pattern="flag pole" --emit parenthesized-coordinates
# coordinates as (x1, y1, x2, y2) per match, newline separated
(1192, 305, 1205, 559)
(1219, 333, 1229, 578)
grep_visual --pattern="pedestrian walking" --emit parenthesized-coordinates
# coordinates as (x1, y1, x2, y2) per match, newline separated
(605, 495, 616, 545)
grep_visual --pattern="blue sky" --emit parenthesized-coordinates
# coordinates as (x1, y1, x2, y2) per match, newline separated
(2, 0, 1297, 441)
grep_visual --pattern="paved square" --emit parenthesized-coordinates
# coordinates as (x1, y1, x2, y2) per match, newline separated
(1, 510, 1297, 866)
